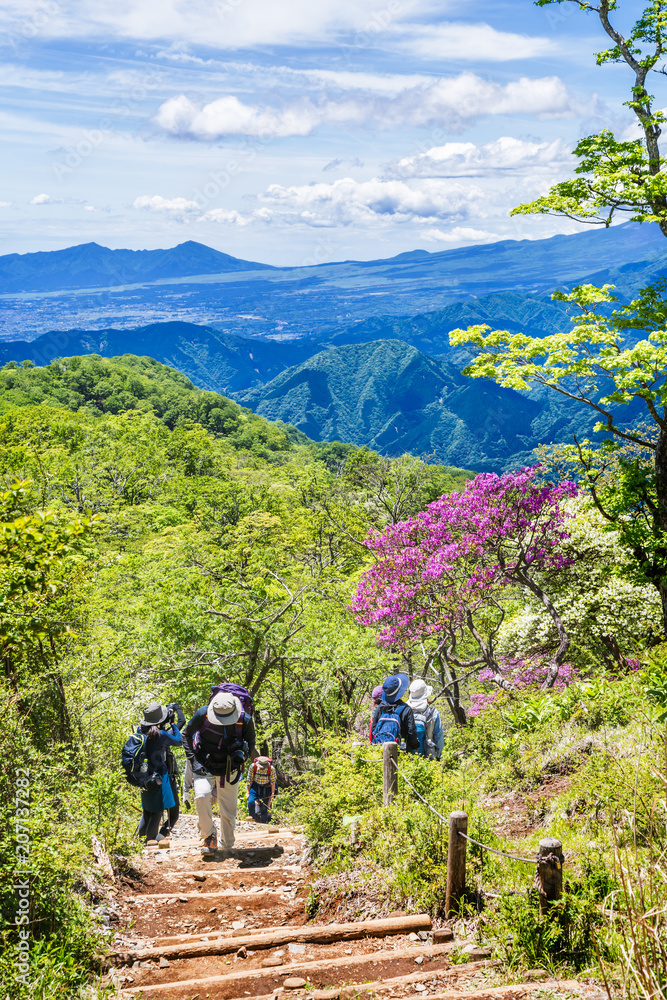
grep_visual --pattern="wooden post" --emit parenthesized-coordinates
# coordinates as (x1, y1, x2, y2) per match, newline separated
(445, 811, 468, 917)
(537, 837, 563, 915)
(383, 742, 398, 806)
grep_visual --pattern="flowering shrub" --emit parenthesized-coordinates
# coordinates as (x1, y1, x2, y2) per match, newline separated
(469, 657, 578, 716)
(496, 495, 662, 672)
(352, 467, 577, 694)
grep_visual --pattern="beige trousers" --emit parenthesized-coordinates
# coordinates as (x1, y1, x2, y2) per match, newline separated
(194, 773, 239, 847)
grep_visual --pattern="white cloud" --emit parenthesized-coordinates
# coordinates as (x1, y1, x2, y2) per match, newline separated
(292, 69, 434, 94)
(0, 0, 423, 49)
(132, 194, 201, 219)
(395, 22, 554, 62)
(198, 208, 254, 225)
(29, 193, 87, 205)
(0, 201, 13, 208)
(387, 137, 574, 179)
(421, 226, 501, 243)
(255, 176, 485, 227)
(154, 94, 319, 140)
(1, 0, 558, 67)
(153, 73, 582, 141)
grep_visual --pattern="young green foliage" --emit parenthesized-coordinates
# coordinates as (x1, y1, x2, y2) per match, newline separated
(514, 0, 667, 233)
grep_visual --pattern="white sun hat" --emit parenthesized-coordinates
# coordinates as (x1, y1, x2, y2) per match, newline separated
(207, 691, 241, 727)
(407, 678, 433, 711)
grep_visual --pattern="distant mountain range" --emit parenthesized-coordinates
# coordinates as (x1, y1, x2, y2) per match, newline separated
(0, 290, 572, 387)
(237, 340, 544, 470)
(1, 223, 664, 343)
(328, 291, 573, 359)
(0, 224, 663, 296)
(0, 223, 662, 470)
(235, 340, 646, 472)
(0, 321, 313, 393)
(0, 240, 272, 294)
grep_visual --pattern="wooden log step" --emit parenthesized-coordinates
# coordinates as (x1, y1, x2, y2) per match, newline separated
(159, 868, 304, 880)
(405, 982, 583, 1000)
(116, 913, 432, 962)
(147, 922, 307, 947)
(120, 937, 449, 994)
(217, 958, 500, 1000)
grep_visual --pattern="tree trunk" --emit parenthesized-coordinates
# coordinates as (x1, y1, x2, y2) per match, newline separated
(515, 572, 570, 689)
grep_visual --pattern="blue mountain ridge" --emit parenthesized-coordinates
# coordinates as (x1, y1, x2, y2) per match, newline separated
(0, 321, 647, 473)
(235, 339, 645, 472)
(0, 240, 273, 293)
(0, 222, 664, 297)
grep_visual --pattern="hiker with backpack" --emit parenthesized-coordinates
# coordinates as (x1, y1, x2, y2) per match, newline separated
(121, 701, 185, 843)
(407, 679, 444, 760)
(367, 685, 384, 743)
(181, 683, 256, 855)
(370, 672, 419, 753)
(246, 755, 277, 824)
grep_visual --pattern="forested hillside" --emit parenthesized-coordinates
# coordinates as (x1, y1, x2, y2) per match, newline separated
(0, 353, 306, 456)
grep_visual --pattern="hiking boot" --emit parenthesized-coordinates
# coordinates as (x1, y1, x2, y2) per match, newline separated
(200, 833, 217, 854)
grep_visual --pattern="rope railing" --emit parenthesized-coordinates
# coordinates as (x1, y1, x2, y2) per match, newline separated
(393, 762, 449, 824)
(393, 760, 536, 863)
(457, 832, 535, 865)
(376, 742, 564, 917)
(349, 743, 563, 911)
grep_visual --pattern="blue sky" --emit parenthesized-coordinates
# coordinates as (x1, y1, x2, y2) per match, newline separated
(0, 0, 645, 264)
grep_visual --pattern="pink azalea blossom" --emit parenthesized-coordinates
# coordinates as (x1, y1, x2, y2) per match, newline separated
(352, 467, 578, 694)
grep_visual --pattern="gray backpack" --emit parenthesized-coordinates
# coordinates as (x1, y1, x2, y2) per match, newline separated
(413, 705, 436, 758)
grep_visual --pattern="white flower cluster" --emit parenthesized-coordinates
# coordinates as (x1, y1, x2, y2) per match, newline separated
(499, 497, 662, 662)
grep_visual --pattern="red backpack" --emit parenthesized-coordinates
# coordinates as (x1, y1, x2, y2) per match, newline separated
(248, 757, 274, 785)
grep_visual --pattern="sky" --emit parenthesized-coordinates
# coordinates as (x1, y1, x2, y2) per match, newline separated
(0, 0, 646, 264)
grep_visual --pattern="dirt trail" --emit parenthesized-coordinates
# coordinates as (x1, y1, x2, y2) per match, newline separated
(108, 814, 605, 1000)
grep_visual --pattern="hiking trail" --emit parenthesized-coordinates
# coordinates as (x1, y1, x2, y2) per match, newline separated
(106, 814, 604, 1000)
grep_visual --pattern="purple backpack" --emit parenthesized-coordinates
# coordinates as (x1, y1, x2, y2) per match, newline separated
(193, 683, 254, 749)
(210, 683, 254, 720)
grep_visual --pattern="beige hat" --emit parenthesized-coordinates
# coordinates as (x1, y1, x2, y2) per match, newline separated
(408, 678, 433, 711)
(207, 692, 241, 727)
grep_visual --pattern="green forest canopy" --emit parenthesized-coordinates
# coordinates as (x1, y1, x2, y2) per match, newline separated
(0, 353, 307, 457)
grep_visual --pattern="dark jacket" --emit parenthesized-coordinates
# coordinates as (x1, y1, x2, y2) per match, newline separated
(182, 706, 256, 775)
(133, 725, 183, 812)
(371, 701, 419, 753)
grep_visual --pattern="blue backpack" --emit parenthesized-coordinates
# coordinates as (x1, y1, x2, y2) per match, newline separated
(413, 705, 436, 757)
(121, 733, 147, 786)
(371, 703, 406, 745)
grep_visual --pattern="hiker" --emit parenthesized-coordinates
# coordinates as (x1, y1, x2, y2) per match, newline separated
(181, 684, 256, 855)
(407, 679, 444, 760)
(121, 701, 185, 843)
(370, 672, 419, 753)
(246, 755, 277, 824)
(367, 684, 384, 742)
